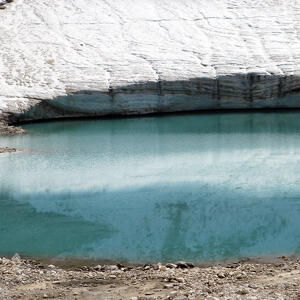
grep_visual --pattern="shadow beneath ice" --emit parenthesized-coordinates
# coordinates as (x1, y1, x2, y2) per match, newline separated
(6, 73, 300, 125)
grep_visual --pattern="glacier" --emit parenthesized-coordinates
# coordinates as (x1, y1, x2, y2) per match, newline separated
(1, 0, 300, 125)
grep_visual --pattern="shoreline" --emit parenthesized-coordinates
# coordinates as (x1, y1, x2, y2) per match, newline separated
(2, 106, 300, 137)
(3, 252, 299, 270)
(1, 254, 300, 299)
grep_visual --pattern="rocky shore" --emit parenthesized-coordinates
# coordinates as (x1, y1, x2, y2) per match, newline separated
(0, 121, 24, 136)
(1, 254, 300, 299)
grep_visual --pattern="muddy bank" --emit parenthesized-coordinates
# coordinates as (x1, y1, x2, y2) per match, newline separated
(1, 255, 300, 299)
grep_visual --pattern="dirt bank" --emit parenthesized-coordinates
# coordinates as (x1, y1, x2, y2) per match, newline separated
(1, 255, 300, 299)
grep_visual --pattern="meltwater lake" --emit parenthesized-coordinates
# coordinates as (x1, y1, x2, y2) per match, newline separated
(0, 112, 300, 263)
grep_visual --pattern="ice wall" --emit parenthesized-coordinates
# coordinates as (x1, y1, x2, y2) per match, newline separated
(1, 0, 300, 123)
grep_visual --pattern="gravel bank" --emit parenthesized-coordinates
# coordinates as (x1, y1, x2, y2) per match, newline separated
(1, 255, 300, 299)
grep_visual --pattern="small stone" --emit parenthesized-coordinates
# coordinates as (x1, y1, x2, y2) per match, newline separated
(166, 263, 177, 269)
(109, 275, 117, 279)
(12, 253, 21, 263)
(130, 297, 138, 300)
(151, 264, 160, 270)
(174, 297, 187, 300)
(217, 272, 226, 278)
(94, 265, 102, 271)
(176, 277, 185, 283)
(48, 264, 55, 269)
(176, 261, 194, 269)
(144, 265, 150, 270)
(43, 294, 48, 299)
(105, 265, 118, 271)
(164, 283, 174, 289)
(237, 289, 249, 295)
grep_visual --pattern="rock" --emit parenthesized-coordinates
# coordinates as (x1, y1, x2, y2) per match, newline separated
(94, 265, 102, 271)
(176, 262, 194, 269)
(11, 253, 21, 263)
(176, 277, 185, 283)
(237, 289, 249, 295)
(169, 291, 178, 297)
(105, 265, 119, 271)
(116, 263, 124, 269)
(48, 264, 55, 269)
(0, 147, 17, 153)
(151, 264, 160, 270)
(166, 263, 177, 269)
(216, 272, 226, 279)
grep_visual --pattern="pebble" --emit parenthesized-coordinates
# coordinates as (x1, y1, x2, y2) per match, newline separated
(105, 265, 119, 271)
(176, 261, 192, 269)
(48, 264, 55, 269)
(12, 253, 21, 262)
(166, 263, 177, 269)
(237, 289, 249, 295)
(164, 283, 174, 289)
(217, 272, 226, 279)
(94, 265, 102, 271)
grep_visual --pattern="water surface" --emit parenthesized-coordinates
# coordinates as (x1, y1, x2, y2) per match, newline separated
(1, 112, 300, 262)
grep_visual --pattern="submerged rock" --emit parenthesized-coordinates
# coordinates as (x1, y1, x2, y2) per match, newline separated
(0, 147, 16, 153)
(1, 0, 300, 125)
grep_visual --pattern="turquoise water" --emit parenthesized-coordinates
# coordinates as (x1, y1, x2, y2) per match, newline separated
(1, 112, 300, 262)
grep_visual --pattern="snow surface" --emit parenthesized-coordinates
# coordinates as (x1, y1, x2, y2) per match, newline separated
(1, 0, 300, 122)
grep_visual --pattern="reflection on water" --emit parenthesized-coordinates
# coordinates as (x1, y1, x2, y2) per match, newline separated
(0, 112, 300, 262)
